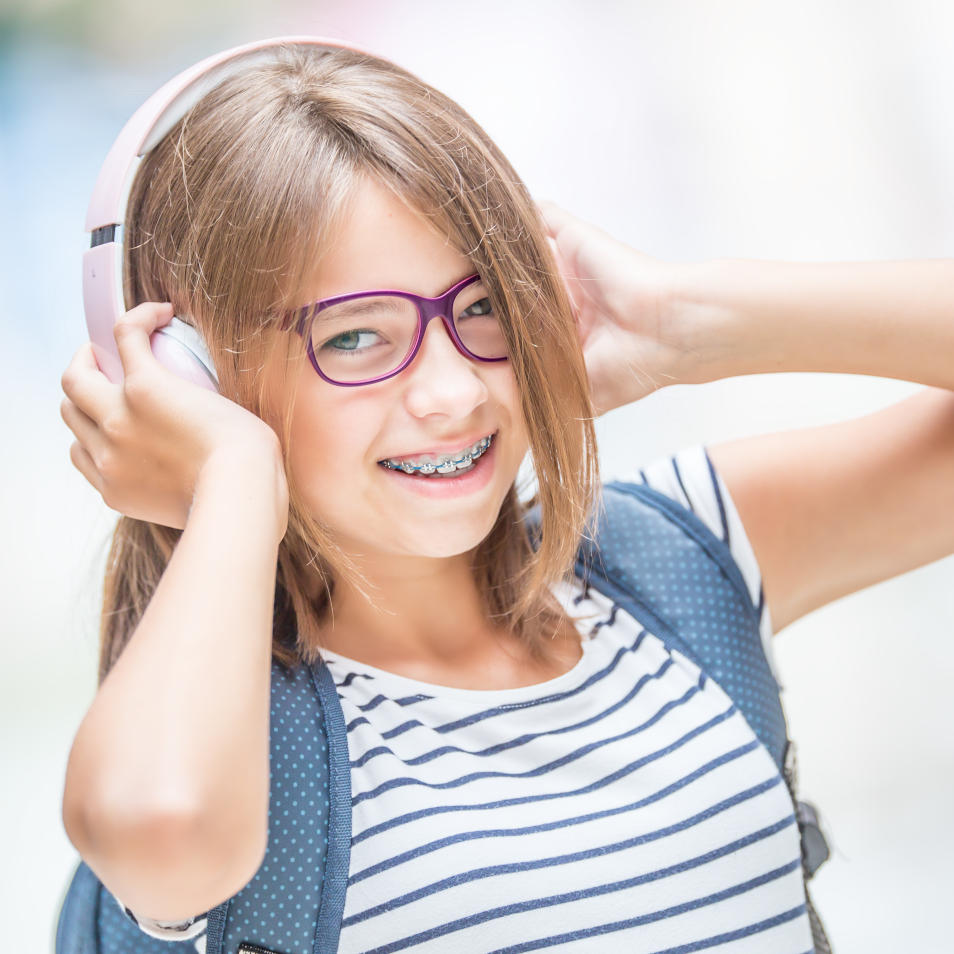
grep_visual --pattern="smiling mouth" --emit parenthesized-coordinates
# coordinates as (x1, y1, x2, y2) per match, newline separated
(378, 433, 495, 477)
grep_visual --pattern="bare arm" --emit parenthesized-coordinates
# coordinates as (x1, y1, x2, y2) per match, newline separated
(539, 203, 954, 630)
(60, 304, 289, 922)
(708, 387, 954, 632)
(683, 260, 954, 631)
(677, 259, 954, 391)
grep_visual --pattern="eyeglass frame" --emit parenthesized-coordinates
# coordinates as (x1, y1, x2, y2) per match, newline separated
(288, 273, 509, 387)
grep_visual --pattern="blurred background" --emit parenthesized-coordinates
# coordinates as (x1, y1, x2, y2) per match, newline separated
(2, 0, 952, 950)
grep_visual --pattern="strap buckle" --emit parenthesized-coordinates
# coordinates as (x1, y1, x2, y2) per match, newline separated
(796, 799, 831, 877)
(784, 740, 831, 878)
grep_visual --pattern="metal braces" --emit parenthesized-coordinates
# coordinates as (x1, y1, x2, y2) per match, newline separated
(381, 435, 492, 474)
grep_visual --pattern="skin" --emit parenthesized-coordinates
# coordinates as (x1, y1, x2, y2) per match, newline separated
(540, 199, 954, 633)
(276, 178, 580, 684)
(59, 186, 954, 924)
(58, 177, 578, 924)
(61, 318, 287, 918)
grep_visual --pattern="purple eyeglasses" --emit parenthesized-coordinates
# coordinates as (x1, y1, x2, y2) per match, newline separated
(289, 273, 509, 386)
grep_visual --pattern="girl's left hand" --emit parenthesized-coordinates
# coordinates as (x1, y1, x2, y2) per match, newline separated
(60, 302, 287, 531)
(538, 201, 719, 415)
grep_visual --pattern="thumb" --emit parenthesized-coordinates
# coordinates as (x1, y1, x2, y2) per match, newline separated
(535, 198, 580, 242)
(535, 199, 596, 282)
(113, 302, 174, 377)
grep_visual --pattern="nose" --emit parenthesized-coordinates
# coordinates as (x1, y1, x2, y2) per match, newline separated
(401, 315, 488, 420)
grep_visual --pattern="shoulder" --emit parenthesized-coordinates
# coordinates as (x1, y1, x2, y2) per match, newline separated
(606, 444, 779, 680)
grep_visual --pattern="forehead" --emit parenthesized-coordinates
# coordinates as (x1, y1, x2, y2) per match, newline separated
(304, 177, 473, 302)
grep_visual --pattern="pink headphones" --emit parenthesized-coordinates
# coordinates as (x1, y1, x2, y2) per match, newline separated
(83, 36, 369, 392)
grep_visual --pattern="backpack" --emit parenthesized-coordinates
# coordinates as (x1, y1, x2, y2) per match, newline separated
(55, 480, 831, 953)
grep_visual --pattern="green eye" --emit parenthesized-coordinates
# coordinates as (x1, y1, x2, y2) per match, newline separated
(330, 331, 359, 351)
(460, 297, 494, 318)
(322, 329, 380, 352)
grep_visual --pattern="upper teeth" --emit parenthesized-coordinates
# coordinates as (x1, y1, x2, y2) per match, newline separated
(382, 435, 493, 474)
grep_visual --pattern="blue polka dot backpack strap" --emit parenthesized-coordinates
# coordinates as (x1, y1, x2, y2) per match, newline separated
(201, 661, 352, 954)
(55, 659, 353, 954)
(584, 481, 788, 768)
(578, 480, 832, 953)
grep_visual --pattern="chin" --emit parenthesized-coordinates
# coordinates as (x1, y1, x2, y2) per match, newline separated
(393, 514, 501, 560)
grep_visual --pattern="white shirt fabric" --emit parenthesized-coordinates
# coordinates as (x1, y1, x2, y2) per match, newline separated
(118, 445, 810, 954)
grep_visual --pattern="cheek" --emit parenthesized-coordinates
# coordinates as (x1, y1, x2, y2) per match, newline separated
(498, 371, 530, 453)
(285, 385, 382, 519)
(288, 403, 346, 493)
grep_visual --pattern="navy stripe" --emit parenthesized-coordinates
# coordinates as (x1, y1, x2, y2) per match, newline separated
(351, 654, 674, 771)
(671, 456, 695, 513)
(357, 692, 432, 714)
(354, 627, 651, 744)
(352, 676, 705, 807)
(484, 863, 804, 954)
(351, 702, 739, 846)
(653, 904, 815, 954)
(336, 670, 373, 688)
(703, 447, 730, 545)
(348, 738, 761, 887)
(589, 602, 619, 634)
(640, 906, 807, 954)
(360, 845, 800, 954)
(639, 468, 649, 485)
(350, 815, 797, 945)
(351, 776, 784, 921)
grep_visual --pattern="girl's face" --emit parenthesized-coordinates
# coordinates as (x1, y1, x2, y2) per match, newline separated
(276, 178, 529, 566)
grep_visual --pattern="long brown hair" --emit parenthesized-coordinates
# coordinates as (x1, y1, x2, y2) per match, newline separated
(99, 44, 598, 684)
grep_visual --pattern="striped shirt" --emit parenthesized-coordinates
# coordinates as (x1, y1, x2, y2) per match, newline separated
(119, 445, 811, 953)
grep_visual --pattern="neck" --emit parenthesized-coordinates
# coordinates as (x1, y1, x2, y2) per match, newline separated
(317, 550, 580, 689)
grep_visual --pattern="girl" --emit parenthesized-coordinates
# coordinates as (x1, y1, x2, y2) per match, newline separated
(59, 41, 954, 954)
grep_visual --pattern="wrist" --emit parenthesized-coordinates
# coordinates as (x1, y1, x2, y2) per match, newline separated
(193, 435, 289, 546)
(667, 259, 775, 383)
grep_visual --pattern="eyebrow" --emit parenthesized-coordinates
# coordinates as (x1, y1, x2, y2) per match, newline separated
(315, 296, 407, 321)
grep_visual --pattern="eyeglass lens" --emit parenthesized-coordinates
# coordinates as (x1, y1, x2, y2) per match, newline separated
(308, 280, 508, 384)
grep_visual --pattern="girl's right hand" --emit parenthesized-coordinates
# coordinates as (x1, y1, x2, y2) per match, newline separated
(538, 201, 690, 414)
(60, 302, 287, 531)
(539, 201, 736, 415)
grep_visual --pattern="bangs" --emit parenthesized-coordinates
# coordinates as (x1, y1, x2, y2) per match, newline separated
(119, 43, 597, 673)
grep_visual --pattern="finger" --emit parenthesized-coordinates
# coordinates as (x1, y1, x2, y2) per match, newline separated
(544, 234, 565, 271)
(535, 199, 577, 239)
(61, 342, 116, 422)
(113, 302, 174, 377)
(545, 236, 584, 320)
(535, 199, 594, 281)
(68, 440, 104, 495)
(60, 396, 104, 452)
(536, 199, 621, 261)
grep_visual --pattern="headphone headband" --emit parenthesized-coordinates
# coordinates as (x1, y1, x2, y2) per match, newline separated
(83, 35, 372, 386)
(85, 36, 368, 232)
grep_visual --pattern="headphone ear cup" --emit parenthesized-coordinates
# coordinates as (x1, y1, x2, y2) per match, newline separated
(86, 38, 369, 392)
(150, 317, 219, 391)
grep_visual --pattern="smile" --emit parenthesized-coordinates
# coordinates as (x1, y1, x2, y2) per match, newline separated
(379, 434, 494, 477)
